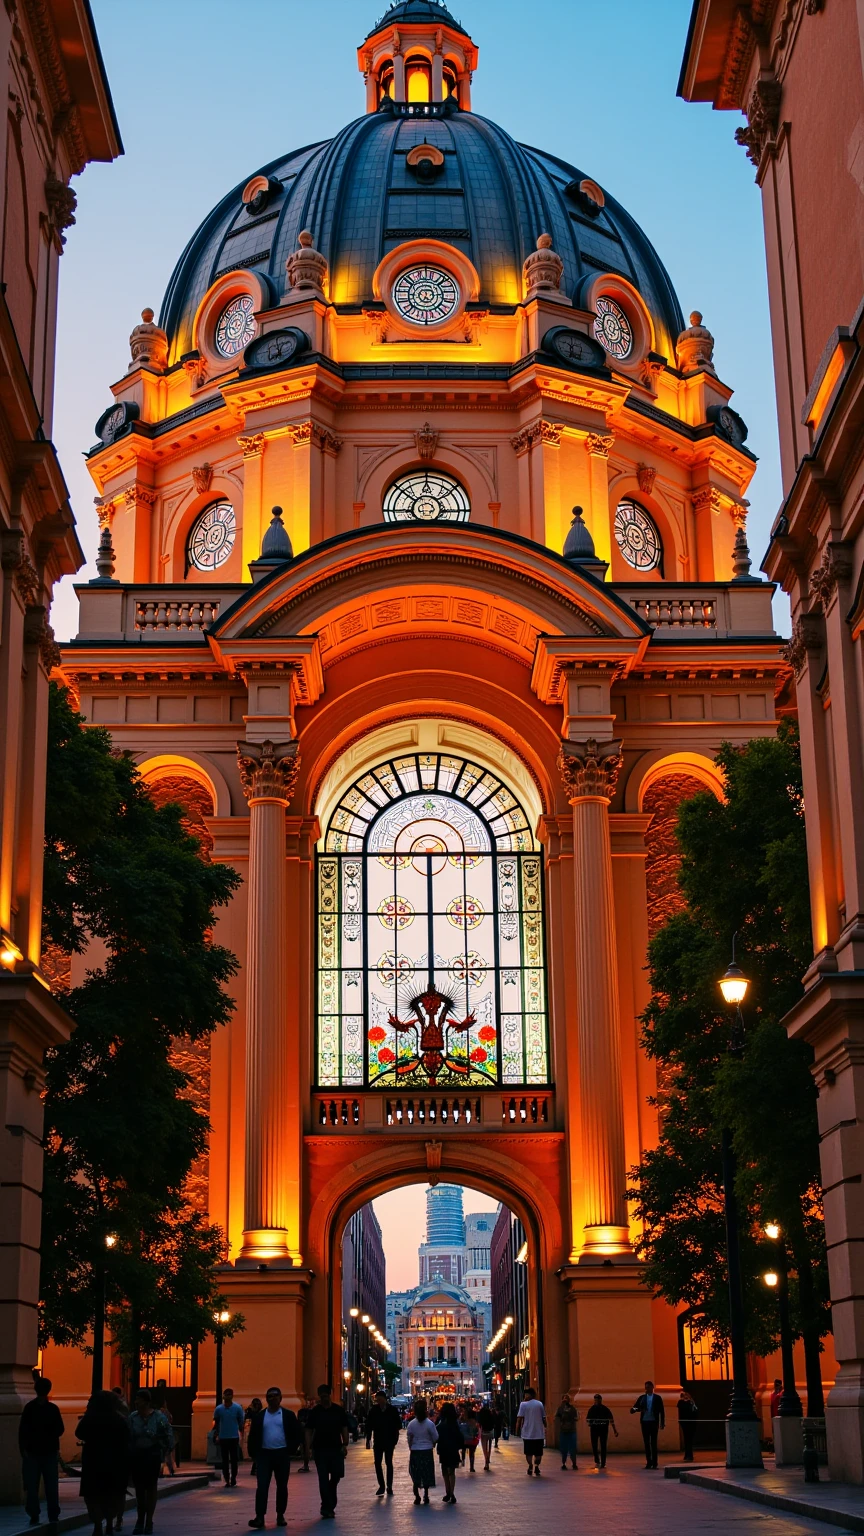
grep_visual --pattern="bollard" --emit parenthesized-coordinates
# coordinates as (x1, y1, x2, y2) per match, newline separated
(802, 1421, 820, 1484)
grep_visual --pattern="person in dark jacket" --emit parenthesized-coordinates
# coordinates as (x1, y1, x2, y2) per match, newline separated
(630, 1381, 665, 1469)
(365, 1391, 401, 1497)
(305, 1385, 350, 1520)
(19, 1377, 65, 1526)
(677, 1391, 698, 1462)
(76, 1391, 131, 1535)
(585, 1394, 617, 1469)
(435, 1403, 463, 1505)
(246, 1387, 300, 1529)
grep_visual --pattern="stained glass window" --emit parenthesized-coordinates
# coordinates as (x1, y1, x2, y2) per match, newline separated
(593, 295, 633, 360)
(317, 753, 548, 1090)
(614, 497, 662, 572)
(187, 500, 236, 571)
(383, 471, 470, 524)
(392, 265, 460, 326)
(214, 293, 256, 357)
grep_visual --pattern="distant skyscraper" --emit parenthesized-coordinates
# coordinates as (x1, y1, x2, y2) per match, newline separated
(426, 1185, 465, 1245)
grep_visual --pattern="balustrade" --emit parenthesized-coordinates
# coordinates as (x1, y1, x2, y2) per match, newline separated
(312, 1090, 553, 1131)
(134, 598, 220, 632)
(628, 596, 716, 629)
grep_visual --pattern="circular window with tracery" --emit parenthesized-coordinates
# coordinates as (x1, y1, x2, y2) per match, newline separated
(214, 293, 256, 357)
(383, 470, 470, 524)
(187, 500, 236, 571)
(392, 264, 460, 326)
(614, 497, 662, 572)
(593, 295, 633, 360)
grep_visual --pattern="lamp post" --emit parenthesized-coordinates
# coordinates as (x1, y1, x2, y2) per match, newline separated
(718, 941, 763, 1468)
(91, 1233, 117, 1395)
(213, 1309, 231, 1406)
(764, 1221, 803, 1423)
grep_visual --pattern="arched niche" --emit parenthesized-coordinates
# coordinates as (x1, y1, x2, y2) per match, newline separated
(166, 471, 244, 583)
(606, 472, 686, 583)
(135, 751, 230, 817)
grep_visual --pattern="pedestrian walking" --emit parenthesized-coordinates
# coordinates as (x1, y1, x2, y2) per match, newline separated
(677, 1391, 698, 1462)
(515, 1387, 546, 1476)
(554, 1394, 578, 1470)
(76, 1390, 131, 1536)
(406, 1399, 437, 1505)
(244, 1399, 263, 1476)
(630, 1380, 665, 1469)
(585, 1394, 617, 1469)
(213, 1388, 245, 1487)
(128, 1390, 173, 1535)
(19, 1377, 64, 1528)
(436, 1403, 463, 1505)
(459, 1404, 479, 1471)
(305, 1383, 350, 1520)
(477, 1403, 495, 1469)
(296, 1398, 314, 1473)
(769, 1378, 783, 1419)
(365, 1389, 401, 1497)
(492, 1406, 503, 1449)
(246, 1386, 299, 1530)
(150, 1384, 175, 1477)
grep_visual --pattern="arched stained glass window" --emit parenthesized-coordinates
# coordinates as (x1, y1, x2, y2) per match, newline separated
(317, 753, 548, 1090)
(383, 470, 470, 523)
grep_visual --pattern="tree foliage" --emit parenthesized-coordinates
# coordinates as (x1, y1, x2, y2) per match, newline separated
(627, 724, 829, 1393)
(40, 683, 241, 1362)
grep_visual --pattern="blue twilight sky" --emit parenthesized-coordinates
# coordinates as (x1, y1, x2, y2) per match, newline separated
(50, 0, 782, 640)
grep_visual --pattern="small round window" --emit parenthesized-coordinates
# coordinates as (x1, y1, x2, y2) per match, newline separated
(593, 296, 633, 361)
(214, 294, 256, 358)
(187, 501, 236, 571)
(614, 498, 661, 572)
(383, 470, 470, 523)
(392, 265, 460, 326)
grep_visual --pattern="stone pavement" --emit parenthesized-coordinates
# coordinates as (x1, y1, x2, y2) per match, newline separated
(29, 1442, 861, 1536)
(680, 1465, 864, 1532)
(0, 1473, 207, 1536)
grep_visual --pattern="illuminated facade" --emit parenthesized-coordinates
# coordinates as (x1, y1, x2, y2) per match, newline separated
(52, 0, 791, 1456)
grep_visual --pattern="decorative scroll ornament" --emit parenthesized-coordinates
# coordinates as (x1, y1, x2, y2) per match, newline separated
(735, 78, 782, 168)
(129, 308, 168, 373)
(236, 739, 300, 804)
(809, 543, 853, 611)
(675, 311, 715, 374)
(415, 422, 439, 461)
(182, 352, 208, 390)
(782, 614, 823, 677)
(558, 737, 623, 802)
(522, 233, 564, 299)
(44, 174, 76, 249)
(285, 229, 329, 297)
(637, 463, 657, 495)
(191, 463, 214, 495)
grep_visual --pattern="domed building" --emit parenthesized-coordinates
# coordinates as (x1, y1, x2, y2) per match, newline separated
(394, 1279, 485, 1399)
(58, 0, 787, 1455)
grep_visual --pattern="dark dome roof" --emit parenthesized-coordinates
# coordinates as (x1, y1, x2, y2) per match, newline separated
(365, 0, 466, 37)
(412, 1280, 475, 1306)
(160, 110, 684, 363)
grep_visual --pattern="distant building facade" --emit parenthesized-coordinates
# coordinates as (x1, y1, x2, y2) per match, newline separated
(395, 1280, 484, 1399)
(489, 1204, 530, 1422)
(342, 1203, 386, 1399)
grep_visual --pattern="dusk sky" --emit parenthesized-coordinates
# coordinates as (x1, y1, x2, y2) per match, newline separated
(374, 1184, 500, 1292)
(50, 0, 783, 642)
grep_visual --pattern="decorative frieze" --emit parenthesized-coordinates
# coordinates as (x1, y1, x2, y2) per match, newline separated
(237, 738, 300, 804)
(558, 738, 623, 802)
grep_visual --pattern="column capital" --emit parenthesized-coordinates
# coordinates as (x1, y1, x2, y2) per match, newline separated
(558, 737, 623, 802)
(585, 432, 614, 459)
(237, 739, 300, 805)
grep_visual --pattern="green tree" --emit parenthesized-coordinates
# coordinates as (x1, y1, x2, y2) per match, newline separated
(39, 682, 241, 1380)
(628, 724, 829, 1411)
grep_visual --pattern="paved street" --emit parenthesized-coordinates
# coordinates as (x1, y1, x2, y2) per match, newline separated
(126, 1443, 861, 1536)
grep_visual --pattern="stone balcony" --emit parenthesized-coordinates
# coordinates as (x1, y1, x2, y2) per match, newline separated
(616, 581, 778, 638)
(311, 1088, 556, 1133)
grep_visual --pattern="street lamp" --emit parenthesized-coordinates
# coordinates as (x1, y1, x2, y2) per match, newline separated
(92, 1232, 118, 1394)
(763, 1221, 803, 1422)
(213, 1309, 231, 1406)
(717, 940, 763, 1468)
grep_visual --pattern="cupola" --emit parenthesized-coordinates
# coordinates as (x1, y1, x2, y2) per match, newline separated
(359, 0, 478, 113)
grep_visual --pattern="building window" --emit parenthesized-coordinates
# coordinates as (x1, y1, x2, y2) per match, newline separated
(392, 266, 460, 327)
(186, 500, 236, 572)
(214, 293, 256, 358)
(614, 497, 662, 572)
(383, 469, 470, 524)
(593, 295, 633, 360)
(317, 751, 548, 1088)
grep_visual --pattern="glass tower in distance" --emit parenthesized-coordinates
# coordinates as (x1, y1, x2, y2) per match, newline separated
(426, 1185, 465, 1245)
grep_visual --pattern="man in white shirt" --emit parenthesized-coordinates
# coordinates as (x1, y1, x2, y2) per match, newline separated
(515, 1388, 547, 1476)
(247, 1387, 300, 1529)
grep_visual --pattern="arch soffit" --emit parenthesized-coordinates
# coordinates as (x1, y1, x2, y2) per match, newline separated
(134, 751, 230, 817)
(625, 749, 726, 813)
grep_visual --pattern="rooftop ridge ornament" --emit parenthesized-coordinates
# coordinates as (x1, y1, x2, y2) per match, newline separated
(128, 308, 168, 374)
(284, 229, 328, 302)
(675, 310, 715, 374)
(522, 233, 567, 304)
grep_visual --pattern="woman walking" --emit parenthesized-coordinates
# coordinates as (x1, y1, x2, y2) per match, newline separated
(436, 1404, 463, 1505)
(128, 1390, 173, 1535)
(76, 1391, 131, 1536)
(405, 1399, 437, 1506)
(459, 1404, 479, 1472)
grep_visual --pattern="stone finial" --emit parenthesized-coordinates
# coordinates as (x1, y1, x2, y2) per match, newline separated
(260, 505, 293, 563)
(129, 308, 168, 374)
(732, 521, 753, 581)
(284, 229, 328, 299)
(563, 506, 596, 562)
(92, 521, 119, 585)
(675, 311, 715, 375)
(523, 233, 565, 300)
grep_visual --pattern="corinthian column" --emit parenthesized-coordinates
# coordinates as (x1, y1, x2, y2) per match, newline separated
(237, 738, 300, 1260)
(558, 737, 630, 1256)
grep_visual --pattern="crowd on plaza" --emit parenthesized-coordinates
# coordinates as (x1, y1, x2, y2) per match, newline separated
(17, 1375, 700, 1530)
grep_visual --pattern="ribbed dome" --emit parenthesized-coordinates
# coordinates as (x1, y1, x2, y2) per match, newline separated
(365, 0, 466, 38)
(160, 110, 684, 364)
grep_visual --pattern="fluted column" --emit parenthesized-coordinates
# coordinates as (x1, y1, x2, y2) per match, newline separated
(237, 738, 300, 1260)
(559, 737, 630, 1256)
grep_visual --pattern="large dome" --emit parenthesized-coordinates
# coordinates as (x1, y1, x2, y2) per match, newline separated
(159, 108, 684, 365)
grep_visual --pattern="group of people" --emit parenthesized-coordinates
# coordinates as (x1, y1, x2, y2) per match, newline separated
(18, 1377, 174, 1535)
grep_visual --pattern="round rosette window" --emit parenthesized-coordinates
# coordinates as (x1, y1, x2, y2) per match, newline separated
(392, 264, 460, 326)
(614, 497, 662, 572)
(383, 470, 470, 524)
(214, 293, 257, 358)
(593, 295, 633, 360)
(187, 500, 236, 571)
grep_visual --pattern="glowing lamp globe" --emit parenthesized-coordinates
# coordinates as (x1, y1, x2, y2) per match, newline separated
(719, 963, 749, 1006)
